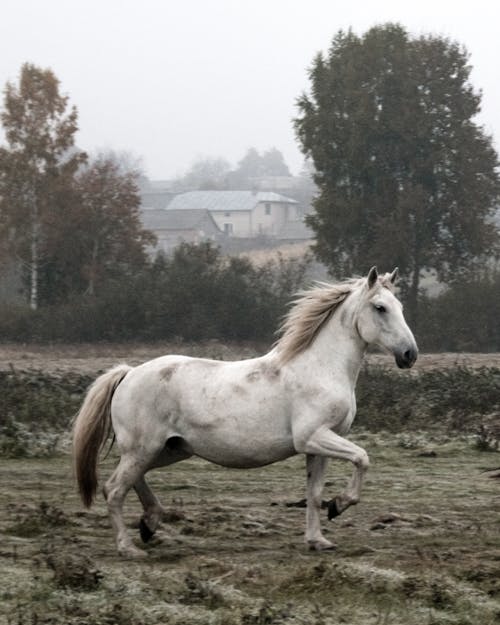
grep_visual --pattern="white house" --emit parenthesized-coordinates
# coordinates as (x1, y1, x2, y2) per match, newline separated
(166, 190, 299, 238)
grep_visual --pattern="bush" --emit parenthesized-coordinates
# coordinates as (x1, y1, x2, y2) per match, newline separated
(417, 271, 500, 352)
(0, 368, 92, 457)
(0, 369, 91, 426)
(1, 246, 498, 351)
(0, 243, 310, 343)
(356, 365, 500, 435)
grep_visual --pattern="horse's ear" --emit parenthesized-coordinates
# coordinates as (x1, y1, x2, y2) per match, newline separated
(367, 266, 378, 289)
(389, 267, 399, 284)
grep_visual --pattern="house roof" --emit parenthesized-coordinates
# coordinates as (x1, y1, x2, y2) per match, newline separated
(167, 190, 297, 212)
(140, 190, 175, 210)
(140, 208, 220, 232)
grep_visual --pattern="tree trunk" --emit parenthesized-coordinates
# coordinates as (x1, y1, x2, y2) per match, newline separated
(29, 201, 39, 311)
(87, 239, 99, 296)
(407, 264, 420, 330)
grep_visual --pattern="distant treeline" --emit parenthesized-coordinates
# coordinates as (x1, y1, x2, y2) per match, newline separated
(0, 242, 308, 344)
(0, 241, 498, 352)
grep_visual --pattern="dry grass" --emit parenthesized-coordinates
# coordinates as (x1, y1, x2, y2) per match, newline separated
(239, 241, 313, 266)
(1, 434, 499, 625)
(1, 343, 499, 624)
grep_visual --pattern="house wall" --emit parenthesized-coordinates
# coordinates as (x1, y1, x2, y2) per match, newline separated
(143, 211, 222, 255)
(211, 210, 252, 237)
(252, 201, 290, 236)
(211, 202, 294, 237)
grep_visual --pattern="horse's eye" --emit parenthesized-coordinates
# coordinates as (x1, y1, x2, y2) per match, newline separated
(374, 304, 386, 313)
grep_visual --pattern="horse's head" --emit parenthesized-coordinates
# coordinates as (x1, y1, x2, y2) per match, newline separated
(356, 267, 418, 369)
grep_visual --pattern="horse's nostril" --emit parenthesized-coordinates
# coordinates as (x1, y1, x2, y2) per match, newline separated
(396, 348, 417, 369)
(404, 348, 417, 366)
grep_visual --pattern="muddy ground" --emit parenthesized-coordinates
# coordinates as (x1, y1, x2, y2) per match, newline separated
(1, 344, 500, 624)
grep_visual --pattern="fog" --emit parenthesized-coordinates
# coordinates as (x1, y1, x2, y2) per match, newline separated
(1, 0, 499, 179)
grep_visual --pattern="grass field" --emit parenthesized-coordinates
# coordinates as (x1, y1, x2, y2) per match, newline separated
(0, 344, 499, 624)
(2, 436, 500, 623)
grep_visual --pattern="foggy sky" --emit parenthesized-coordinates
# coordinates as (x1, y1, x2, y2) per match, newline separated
(1, 0, 499, 180)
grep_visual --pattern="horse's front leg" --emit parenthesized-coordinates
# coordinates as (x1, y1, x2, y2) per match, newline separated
(301, 426, 369, 519)
(305, 454, 335, 551)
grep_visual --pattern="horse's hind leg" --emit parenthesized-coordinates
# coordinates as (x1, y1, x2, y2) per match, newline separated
(104, 454, 151, 558)
(134, 445, 192, 544)
(134, 476, 165, 543)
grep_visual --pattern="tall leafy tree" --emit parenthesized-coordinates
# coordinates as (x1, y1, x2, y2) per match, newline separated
(0, 63, 86, 308)
(261, 147, 291, 176)
(236, 147, 265, 178)
(295, 24, 500, 322)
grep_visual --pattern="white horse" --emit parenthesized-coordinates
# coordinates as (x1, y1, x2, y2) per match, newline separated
(73, 267, 417, 557)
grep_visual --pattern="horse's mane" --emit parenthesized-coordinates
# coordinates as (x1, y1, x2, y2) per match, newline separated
(275, 273, 395, 365)
(274, 278, 361, 365)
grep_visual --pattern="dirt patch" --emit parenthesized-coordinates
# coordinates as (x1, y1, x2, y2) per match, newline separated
(368, 351, 500, 372)
(0, 341, 264, 375)
(1, 341, 499, 375)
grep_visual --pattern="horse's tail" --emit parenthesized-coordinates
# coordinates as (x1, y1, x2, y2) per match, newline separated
(73, 364, 133, 508)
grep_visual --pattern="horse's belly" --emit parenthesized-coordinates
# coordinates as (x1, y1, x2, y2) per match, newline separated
(194, 438, 296, 469)
(179, 413, 296, 468)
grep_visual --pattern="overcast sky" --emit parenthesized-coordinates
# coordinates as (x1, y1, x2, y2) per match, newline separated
(1, 0, 499, 179)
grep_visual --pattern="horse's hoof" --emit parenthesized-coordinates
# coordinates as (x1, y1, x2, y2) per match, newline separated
(308, 538, 337, 551)
(139, 518, 155, 543)
(118, 545, 148, 559)
(327, 499, 341, 520)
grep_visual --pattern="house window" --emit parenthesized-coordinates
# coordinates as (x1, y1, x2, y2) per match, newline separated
(223, 223, 233, 235)
(225, 212, 231, 217)
(265, 203, 271, 215)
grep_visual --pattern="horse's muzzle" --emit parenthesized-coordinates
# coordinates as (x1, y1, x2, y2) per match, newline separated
(395, 347, 418, 369)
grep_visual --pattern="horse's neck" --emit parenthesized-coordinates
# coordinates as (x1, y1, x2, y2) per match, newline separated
(303, 296, 367, 385)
